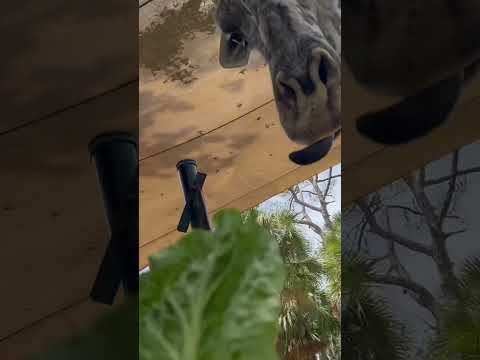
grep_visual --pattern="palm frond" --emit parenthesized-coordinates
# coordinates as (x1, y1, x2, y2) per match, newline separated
(342, 249, 411, 360)
(427, 255, 480, 359)
(243, 206, 340, 359)
(342, 290, 411, 360)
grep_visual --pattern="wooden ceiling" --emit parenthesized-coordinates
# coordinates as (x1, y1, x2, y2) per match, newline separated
(0, 1, 137, 358)
(138, 0, 341, 269)
(138, 0, 480, 267)
(342, 62, 480, 206)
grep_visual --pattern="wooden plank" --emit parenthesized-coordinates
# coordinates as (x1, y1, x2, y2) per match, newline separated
(342, 63, 480, 170)
(139, 0, 195, 30)
(342, 95, 480, 207)
(139, 100, 340, 248)
(139, 0, 480, 173)
(139, 144, 340, 268)
(138, 2, 342, 259)
(0, 1, 136, 134)
(0, 300, 108, 360)
(138, 0, 340, 260)
(140, 58, 272, 158)
(0, 83, 137, 340)
(139, 0, 273, 158)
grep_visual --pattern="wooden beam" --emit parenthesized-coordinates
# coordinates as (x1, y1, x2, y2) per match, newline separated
(1, 1, 136, 134)
(0, 299, 107, 360)
(0, 83, 136, 342)
(139, 144, 340, 268)
(342, 95, 480, 207)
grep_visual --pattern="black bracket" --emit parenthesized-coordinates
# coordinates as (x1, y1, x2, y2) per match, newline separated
(89, 132, 139, 305)
(176, 159, 211, 231)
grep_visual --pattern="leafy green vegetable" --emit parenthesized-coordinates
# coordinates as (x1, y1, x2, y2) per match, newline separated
(140, 209, 286, 360)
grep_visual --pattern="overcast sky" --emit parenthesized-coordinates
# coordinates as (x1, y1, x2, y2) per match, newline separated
(258, 164, 341, 248)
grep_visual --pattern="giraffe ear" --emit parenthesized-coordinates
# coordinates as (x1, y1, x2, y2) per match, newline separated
(219, 32, 251, 69)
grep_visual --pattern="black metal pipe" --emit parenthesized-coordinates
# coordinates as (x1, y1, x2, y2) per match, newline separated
(89, 132, 139, 305)
(176, 159, 211, 231)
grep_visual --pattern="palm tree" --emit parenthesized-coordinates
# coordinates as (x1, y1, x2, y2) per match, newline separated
(427, 255, 480, 359)
(318, 214, 341, 319)
(342, 252, 411, 360)
(242, 208, 340, 360)
(316, 214, 341, 360)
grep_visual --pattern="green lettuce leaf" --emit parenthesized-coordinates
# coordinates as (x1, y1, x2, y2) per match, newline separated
(140, 209, 286, 360)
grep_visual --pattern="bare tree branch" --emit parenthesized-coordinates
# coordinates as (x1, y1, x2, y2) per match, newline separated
(356, 198, 433, 255)
(403, 173, 442, 234)
(387, 205, 423, 217)
(352, 151, 479, 324)
(292, 211, 302, 218)
(300, 190, 319, 197)
(360, 193, 440, 318)
(440, 151, 459, 225)
(424, 166, 480, 186)
(295, 220, 324, 236)
(404, 171, 461, 300)
(387, 204, 459, 221)
(291, 186, 325, 237)
(420, 317, 438, 331)
(357, 219, 368, 251)
(445, 229, 467, 238)
(309, 177, 334, 231)
(324, 167, 334, 199)
(315, 174, 341, 183)
(287, 167, 340, 241)
(371, 274, 439, 319)
(289, 188, 324, 213)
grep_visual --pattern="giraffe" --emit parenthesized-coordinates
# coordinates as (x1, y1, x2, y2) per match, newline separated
(343, 0, 480, 144)
(216, 0, 341, 165)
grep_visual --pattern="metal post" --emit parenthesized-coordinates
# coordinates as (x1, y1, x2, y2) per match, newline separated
(176, 159, 211, 231)
(89, 132, 139, 305)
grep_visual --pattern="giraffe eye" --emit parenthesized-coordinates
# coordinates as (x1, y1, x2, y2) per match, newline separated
(229, 32, 247, 48)
(219, 29, 251, 69)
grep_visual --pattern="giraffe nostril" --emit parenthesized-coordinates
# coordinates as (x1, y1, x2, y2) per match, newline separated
(319, 56, 328, 84)
(311, 47, 337, 87)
